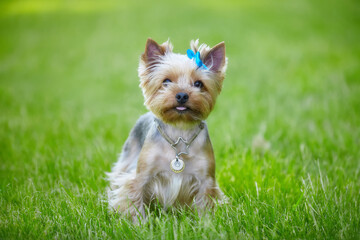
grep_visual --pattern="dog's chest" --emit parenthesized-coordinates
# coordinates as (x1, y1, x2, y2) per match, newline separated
(146, 171, 201, 207)
(144, 138, 210, 176)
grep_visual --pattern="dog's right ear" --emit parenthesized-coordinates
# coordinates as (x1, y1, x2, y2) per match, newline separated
(142, 38, 165, 63)
(203, 42, 226, 72)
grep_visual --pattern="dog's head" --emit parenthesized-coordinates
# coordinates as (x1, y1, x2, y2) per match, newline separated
(138, 38, 227, 127)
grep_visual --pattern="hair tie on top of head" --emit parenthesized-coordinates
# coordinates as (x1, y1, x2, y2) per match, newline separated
(186, 49, 209, 70)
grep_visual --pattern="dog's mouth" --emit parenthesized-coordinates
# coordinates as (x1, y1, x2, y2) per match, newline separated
(174, 105, 191, 113)
(175, 106, 188, 112)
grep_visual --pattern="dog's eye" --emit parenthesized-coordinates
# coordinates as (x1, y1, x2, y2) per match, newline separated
(163, 79, 172, 86)
(194, 80, 203, 88)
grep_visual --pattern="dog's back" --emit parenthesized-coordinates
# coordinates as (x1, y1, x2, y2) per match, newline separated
(111, 112, 154, 174)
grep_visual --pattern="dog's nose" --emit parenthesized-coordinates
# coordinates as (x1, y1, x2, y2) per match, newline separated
(175, 92, 189, 104)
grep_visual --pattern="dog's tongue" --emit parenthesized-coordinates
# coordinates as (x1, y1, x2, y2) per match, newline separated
(176, 106, 187, 111)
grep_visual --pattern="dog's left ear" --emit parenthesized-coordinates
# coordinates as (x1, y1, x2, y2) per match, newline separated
(143, 38, 165, 63)
(203, 42, 226, 72)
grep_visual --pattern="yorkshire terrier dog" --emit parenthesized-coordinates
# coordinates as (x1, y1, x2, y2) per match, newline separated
(107, 38, 228, 221)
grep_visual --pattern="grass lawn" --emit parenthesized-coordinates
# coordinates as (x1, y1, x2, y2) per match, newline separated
(1, 0, 359, 239)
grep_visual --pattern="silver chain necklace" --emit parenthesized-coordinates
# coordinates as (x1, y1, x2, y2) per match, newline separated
(155, 119, 205, 173)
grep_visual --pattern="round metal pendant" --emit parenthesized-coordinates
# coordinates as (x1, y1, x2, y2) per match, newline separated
(170, 158, 185, 173)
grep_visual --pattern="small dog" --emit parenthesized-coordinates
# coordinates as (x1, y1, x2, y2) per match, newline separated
(107, 38, 228, 221)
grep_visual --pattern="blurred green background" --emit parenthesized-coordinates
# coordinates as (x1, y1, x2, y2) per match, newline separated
(0, 0, 359, 239)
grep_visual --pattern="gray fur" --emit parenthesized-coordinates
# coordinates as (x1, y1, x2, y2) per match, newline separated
(120, 112, 153, 151)
(130, 112, 154, 148)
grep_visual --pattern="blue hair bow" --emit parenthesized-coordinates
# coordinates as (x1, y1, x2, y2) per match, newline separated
(186, 49, 209, 70)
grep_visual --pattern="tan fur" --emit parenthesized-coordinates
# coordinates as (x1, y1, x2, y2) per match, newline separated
(107, 38, 228, 222)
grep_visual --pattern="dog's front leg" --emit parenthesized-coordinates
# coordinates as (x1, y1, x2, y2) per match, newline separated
(193, 177, 223, 211)
(129, 146, 158, 223)
(124, 176, 149, 223)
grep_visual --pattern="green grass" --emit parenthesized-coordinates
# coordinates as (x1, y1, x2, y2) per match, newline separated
(1, 0, 360, 239)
